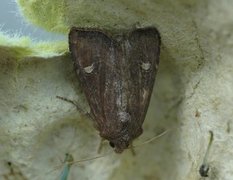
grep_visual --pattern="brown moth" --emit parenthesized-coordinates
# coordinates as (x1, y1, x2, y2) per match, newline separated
(69, 27, 161, 153)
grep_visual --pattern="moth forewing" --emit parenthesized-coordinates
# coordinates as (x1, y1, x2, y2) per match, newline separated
(69, 27, 161, 153)
(127, 28, 160, 126)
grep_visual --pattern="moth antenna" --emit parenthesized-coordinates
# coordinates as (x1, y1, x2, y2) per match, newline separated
(68, 151, 113, 165)
(131, 129, 170, 148)
(45, 153, 73, 177)
(46, 151, 113, 176)
(199, 130, 214, 177)
(56, 96, 94, 120)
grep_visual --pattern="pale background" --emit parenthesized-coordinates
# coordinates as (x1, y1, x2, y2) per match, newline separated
(0, 0, 64, 41)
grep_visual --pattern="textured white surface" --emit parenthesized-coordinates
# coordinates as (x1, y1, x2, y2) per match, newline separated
(0, 0, 233, 179)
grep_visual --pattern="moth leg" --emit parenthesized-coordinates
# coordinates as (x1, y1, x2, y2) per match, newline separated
(129, 144, 136, 156)
(97, 138, 105, 154)
(56, 96, 93, 120)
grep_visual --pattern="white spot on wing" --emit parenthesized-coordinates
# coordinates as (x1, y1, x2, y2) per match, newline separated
(84, 63, 94, 73)
(141, 62, 151, 71)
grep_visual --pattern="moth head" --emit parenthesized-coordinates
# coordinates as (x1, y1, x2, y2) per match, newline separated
(107, 127, 143, 153)
(99, 112, 143, 153)
(108, 135, 130, 153)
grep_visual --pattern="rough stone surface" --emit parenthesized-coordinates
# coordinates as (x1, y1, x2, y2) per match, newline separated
(0, 0, 233, 179)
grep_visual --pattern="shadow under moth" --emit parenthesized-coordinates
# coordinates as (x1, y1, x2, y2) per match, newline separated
(69, 27, 161, 153)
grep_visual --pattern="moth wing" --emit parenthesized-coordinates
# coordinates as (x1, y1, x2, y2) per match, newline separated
(127, 28, 160, 126)
(69, 28, 114, 125)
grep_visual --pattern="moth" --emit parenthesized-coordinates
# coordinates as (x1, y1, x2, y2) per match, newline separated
(69, 27, 161, 153)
